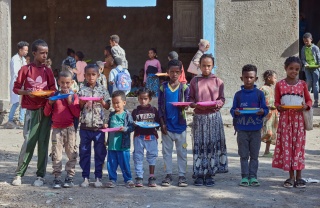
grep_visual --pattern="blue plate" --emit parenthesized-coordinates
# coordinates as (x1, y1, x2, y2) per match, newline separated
(135, 121, 160, 128)
(49, 94, 70, 101)
(239, 110, 259, 114)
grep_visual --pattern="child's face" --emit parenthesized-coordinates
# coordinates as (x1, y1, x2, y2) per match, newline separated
(268, 74, 277, 85)
(112, 96, 126, 112)
(138, 93, 151, 106)
(303, 38, 312, 47)
(33, 46, 48, 64)
(285, 62, 300, 79)
(84, 68, 100, 85)
(148, 50, 156, 59)
(75, 55, 79, 61)
(58, 76, 73, 91)
(200, 57, 213, 76)
(241, 71, 258, 89)
(168, 66, 181, 82)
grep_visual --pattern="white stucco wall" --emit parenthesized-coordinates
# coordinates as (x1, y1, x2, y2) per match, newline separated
(215, 0, 299, 103)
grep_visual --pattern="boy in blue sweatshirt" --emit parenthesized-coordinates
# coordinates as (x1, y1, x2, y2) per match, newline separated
(230, 64, 269, 187)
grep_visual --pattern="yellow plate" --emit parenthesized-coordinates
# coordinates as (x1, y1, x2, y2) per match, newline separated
(282, 105, 303, 109)
(31, 90, 55, 97)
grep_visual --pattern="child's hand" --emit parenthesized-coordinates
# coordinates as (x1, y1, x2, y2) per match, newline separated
(67, 95, 72, 105)
(119, 126, 125, 132)
(195, 104, 207, 111)
(296, 103, 308, 112)
(26, 90, 35, 98)
(256, 108, 264, 115)
(103, 124, 108, 129)
(277, 104, 286, 112)
(79, 99, 87, 106)
(234, 108, 240, 116)
(109, 81, 114, 86)
(161, 124, 168, 135)
(48, 100, 56, 105)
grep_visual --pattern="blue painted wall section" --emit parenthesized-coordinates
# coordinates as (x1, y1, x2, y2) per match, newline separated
(202, 0, 216, 73)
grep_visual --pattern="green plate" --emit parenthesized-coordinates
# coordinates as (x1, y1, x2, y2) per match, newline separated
(306, 65, 319, 69)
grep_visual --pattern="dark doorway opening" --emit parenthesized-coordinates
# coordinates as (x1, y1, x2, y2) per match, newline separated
(299, 0, 320, 50)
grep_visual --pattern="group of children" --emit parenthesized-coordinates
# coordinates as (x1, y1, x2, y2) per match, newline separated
(10, 36, 313, 190)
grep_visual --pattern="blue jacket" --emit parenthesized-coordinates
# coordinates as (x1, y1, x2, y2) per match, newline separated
(107, 109, 134, 149)
(158, 82, 190, 125)
(301, 44, 320, 68)
(230, 86, 269, 131)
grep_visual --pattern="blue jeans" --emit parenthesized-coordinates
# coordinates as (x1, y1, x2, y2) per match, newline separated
(133, 136, 158, 178)
(305, 68, 319, 101)
(8, 102, 26, 123)
(107, 150, 132, 182)
(79, 129, 107, 179)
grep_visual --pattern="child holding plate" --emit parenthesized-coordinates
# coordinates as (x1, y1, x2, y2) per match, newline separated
(190, 54, 228, 187)
(78, 64, 110, 188)
(132, 88, 160, 187)
(272, 57, 312, 188)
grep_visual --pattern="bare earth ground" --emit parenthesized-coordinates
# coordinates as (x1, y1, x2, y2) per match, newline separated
(0, 124, 319, 208)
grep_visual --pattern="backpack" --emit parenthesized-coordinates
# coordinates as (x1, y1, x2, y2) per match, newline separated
(50, 91, 79, 132)
(115, 67, 131, 91)
(233, 90, 262, 135)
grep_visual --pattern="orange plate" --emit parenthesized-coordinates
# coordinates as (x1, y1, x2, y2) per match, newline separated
(282, 105, 303, 109)
(31, 90, 55, 97)
(155, 73, 168, 77)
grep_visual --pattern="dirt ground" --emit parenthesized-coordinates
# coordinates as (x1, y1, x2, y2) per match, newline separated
(0, 124, 319, 208)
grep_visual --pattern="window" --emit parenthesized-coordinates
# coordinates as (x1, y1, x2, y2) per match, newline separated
(106, 0, 156, 7)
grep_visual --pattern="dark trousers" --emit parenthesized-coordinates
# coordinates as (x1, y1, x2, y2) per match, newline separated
(79, 129, 107, 179)
(237, 130, 261, 179)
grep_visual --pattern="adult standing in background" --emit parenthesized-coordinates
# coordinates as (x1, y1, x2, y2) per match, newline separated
(6, 41, 29, 129)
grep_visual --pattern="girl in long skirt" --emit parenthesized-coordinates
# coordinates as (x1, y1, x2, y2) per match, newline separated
(189, 54, 228, 187)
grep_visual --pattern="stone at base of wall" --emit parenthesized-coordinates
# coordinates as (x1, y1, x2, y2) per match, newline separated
(0, 99, 10, 125)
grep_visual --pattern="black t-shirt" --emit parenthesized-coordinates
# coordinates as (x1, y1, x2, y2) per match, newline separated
(132, 105, 160, 138)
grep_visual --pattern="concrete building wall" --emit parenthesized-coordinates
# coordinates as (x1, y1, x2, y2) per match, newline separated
(215, 0, 299, 100)
(11, 0, 197, 76)
(0, 0, 11, 115)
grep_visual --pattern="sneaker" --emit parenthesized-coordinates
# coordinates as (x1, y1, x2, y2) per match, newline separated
(105, 180, 116, 188)
(5, 121, 17, 129)
(33, 177, 45, 187)
(194, 177, 204, 186)
(148, 177, 157, 187)
(135, 177, 143, 187)
(80, 178, 89, 188)
(161, 174, 173, 187)
(52, 177, 62, 189)
(63, 176, 74, 188)
(12, 176, 22, 186)
(17, 121, 24, 128)
(205, 177, 215, 187)
(126, 180, 135, 188)
(312, 101, 319, 108)
(94, 178, 103, 188)
(178, 176, 188, 187)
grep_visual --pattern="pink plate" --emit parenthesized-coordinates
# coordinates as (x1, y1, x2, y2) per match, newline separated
(197, 101, 217, 106)
(100, 127, 121, 132)
(170, 102, 192, 107)
(79, 97, 102, 101)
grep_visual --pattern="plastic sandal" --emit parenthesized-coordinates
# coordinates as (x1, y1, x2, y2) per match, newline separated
(105, 180, 116, 188)
(239, 177, 249, 187)
(283, 178, 294, 188)
(295, 178, 306, 188)
(249, 178, 260, 187)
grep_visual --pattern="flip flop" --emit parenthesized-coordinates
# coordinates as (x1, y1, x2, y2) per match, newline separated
(283, 178, 294, 188)
(249, 178, 260, 187)
(239, 177, 249, 187)
(262, 152, 273, 158)
(295, 178, 306, 188)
